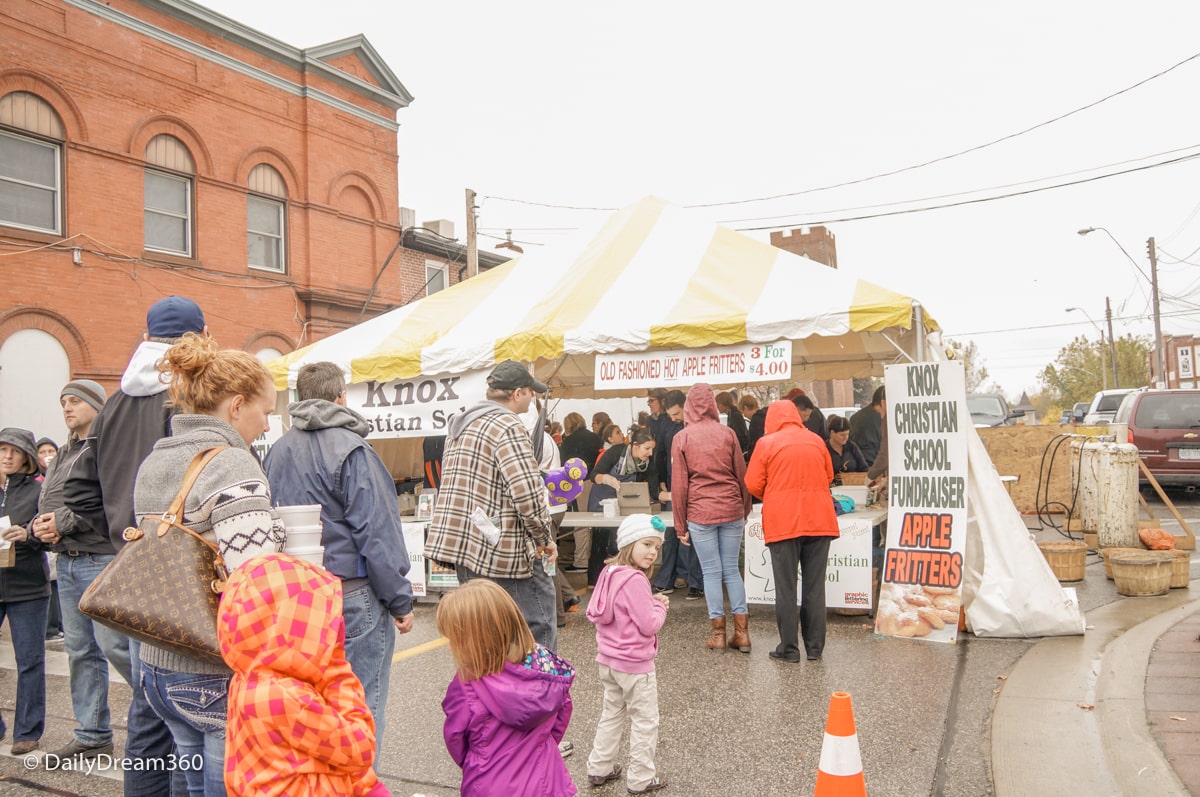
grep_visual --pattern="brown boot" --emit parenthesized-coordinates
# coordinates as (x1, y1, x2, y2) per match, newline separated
(706, 616, 727, 652)
(730, 613, 751, 653)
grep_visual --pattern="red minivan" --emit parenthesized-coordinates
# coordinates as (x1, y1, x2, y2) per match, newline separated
(1112, 389, 1200, 487)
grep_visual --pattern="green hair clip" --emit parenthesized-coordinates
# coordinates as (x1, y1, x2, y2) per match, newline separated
(650, 516, 666, 531)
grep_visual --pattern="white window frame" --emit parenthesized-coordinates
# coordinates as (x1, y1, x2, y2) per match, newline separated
(426, 260, 447, 296)
(247, 194, 286, 273)
(144, 168, 192, 257)
(0, 129, 61, 234)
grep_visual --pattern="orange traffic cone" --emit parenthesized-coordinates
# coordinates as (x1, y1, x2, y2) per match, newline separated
(814, 691, 867, 796)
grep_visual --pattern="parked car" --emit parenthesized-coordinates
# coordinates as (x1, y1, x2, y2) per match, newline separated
(966, 393, 1024, 427)
(1083, 388, 1136, 425)
(1059, 410, 1073, 424)
(1112, 388, 1200, 488)
(1071, 402, 1090, 424)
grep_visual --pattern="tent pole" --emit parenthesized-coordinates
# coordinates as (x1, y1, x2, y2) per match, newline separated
(913, 301, 927, 361)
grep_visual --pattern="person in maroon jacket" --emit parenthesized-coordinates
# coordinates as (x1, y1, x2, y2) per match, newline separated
(671, 384, 753, 653)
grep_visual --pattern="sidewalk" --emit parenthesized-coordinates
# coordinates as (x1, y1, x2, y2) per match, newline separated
(993, 571, 1199, 797)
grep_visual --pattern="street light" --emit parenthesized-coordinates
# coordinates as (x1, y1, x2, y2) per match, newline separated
(1077, 226, 1165, 387)
(1065, 306, 1108, 389)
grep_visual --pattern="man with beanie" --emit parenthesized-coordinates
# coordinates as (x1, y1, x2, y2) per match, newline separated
(64, 296, 207, 796)
(32, 379, 132, 761)
(263, 361, 414, 754)
(425, 359, 560, 650)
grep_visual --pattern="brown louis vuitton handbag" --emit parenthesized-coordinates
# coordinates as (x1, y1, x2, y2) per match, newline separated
(80, 447, 230, 666)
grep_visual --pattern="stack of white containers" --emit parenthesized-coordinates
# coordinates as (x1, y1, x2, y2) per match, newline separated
(274, 504, 325, 567)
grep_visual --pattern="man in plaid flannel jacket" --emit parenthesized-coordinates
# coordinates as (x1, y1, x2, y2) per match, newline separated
(425, 360, 561, 650)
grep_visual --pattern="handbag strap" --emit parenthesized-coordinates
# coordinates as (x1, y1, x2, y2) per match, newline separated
(162, 447, 228, 524)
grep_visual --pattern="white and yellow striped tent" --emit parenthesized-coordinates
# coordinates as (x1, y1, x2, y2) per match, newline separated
(267, 196, 939, 396)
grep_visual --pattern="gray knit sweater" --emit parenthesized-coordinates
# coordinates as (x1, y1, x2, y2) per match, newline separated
(132, 414, 285, 674)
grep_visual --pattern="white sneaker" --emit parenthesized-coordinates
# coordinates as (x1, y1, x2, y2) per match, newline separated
(558, 740, 574, 758)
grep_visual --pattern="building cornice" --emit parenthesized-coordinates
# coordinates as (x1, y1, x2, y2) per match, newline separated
(64, 0, 406, 131)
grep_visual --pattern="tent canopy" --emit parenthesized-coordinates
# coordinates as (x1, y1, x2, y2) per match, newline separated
(267, 197, 939, 397)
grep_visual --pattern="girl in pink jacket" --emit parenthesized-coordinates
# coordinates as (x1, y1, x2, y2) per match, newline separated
(585, 514, 669, 794)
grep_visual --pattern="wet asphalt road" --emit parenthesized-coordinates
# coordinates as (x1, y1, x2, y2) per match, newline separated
(0, 488, 1195, 796)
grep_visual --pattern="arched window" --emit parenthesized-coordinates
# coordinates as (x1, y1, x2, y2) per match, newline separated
(0, 91, 65, 234)
(144, 134, 194, 256)
(247, 164, 287, 273)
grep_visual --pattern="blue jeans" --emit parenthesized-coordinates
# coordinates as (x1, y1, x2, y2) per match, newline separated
(142, 662, 228, 797)
(457, 558, 557, 652)
(125, 639, 187, 797)
(343, 582, 396, 756)
(651, 526, 702, 591)
(0, 596, 49, 742)
(688, 520, 748, 618)
(57, 552, 133, 746)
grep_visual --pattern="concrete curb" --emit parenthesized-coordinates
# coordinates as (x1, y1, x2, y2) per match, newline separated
(993, 580, 1198, 797)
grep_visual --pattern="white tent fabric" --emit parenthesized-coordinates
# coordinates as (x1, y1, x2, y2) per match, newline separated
(267, 197, 938, 394)
(962, 422, 1086, 637)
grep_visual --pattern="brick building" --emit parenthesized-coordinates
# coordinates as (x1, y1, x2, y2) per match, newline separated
(0, 0, 502, 438)
(769, 225, 856, 409)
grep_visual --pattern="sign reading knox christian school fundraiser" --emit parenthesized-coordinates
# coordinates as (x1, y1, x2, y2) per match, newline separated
(595, 341, 791, 390)
(343, 369, 489, 440)
(875, 361, 969, 644)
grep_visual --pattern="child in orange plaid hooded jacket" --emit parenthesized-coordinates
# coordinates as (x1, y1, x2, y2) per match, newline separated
(219, 552, 391, 797)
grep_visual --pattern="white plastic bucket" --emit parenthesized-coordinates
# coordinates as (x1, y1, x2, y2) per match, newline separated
(283, 525, 323, 549)
(275, 504, 322, 527)
(285, 545, 325, 568)
(601, 498, 619, 518)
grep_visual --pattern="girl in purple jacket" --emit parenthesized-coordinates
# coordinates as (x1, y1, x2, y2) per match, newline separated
(585, 514, 670, 794)
(437, 579, 576, 797)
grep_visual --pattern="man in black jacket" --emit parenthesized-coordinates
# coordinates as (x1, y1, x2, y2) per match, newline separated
(64, 296, 207, 796)
(33, 380, 132, 761)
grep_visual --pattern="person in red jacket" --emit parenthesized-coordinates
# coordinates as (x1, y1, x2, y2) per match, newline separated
(744, 400, 839, 662)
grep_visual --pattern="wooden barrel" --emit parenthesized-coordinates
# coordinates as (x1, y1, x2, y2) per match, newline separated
(1168, 549, 1191, 589)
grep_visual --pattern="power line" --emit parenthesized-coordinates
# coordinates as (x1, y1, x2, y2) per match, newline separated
(482, 50, 1200, 213)
(732, 151, 1200, 231)
(718, 144, 1200, 225)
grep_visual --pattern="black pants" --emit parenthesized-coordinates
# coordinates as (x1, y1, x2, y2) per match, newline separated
(768, 536, 833, 658)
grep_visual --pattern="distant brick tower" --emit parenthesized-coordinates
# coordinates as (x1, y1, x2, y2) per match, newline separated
(770, 226, 838, 269)
(768, 226, 855, 409)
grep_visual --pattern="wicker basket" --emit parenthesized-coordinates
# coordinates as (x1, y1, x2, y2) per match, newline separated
(1101, 547, 1143, 580)
(1109, 550, 1173, 596)
(1169, 549, 1191, 589)
(1037, 541, 1087, 582)
(1082, 531, 1099, 550)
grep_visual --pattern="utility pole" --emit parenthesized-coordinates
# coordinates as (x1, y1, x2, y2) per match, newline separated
(1105, 296, 1119, 387)
(1148, 236, 1166, 387)
(466, 188, 478, 279)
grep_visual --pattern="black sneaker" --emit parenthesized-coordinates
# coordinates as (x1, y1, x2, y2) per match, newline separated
(685, 588, 703, 600)
(651, 585, 674, 595)
(562, 564, 588, 573)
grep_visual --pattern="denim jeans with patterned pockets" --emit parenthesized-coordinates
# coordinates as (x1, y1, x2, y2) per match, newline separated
(342, 582, 396, 759)
(56, 552, 133, 746)
(142, 662, 228, 797)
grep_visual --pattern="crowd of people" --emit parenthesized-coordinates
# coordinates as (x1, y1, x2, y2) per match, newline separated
(0, 293, 889, 796)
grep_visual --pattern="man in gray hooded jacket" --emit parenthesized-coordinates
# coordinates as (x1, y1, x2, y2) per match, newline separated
(263, 361, 413, 751)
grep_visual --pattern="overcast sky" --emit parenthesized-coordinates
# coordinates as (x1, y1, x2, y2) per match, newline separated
(200, 0, 1200, 398)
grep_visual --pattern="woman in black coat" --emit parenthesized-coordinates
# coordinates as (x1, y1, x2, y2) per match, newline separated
(0, 427, 49, 755)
